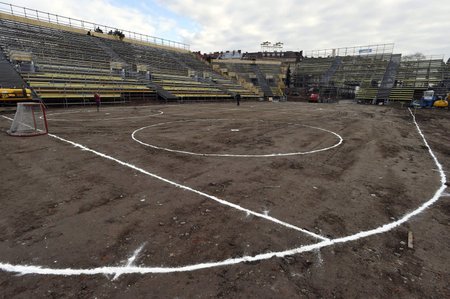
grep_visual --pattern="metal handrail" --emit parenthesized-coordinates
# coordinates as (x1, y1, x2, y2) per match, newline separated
(0, 1, 190, 51)
(304, 43, 395, 58)
(400, 54, 445, 62)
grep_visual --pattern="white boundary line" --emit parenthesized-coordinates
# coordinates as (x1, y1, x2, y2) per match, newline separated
(46, 133, 330, 241)
(112, 244, 146, 280)
(45, 109, 164, 122)
(0, 108, 447, 276)
(132, 119, 344, 157)
(0, 114, 328, 241)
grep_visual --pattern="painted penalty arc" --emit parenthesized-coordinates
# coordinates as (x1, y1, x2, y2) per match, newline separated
(0, 108, 447, 276)
(132, 119, 344, 157)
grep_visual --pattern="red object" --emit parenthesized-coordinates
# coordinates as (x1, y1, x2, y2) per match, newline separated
(94, 93, 101, 103)
(309, 93, 319, 102)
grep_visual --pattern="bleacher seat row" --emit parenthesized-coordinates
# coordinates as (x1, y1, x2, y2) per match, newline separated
(293, 54, 449, 101)
(0, 16, 257, 103)
(2, 13, 446, 103)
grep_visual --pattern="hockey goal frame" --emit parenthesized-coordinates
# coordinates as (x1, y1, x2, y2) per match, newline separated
(7, 102, 48, 137)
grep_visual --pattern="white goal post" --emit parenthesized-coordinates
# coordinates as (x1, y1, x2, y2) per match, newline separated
(7, 103, 48, 137)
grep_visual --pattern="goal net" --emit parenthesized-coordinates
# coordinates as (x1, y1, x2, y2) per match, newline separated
(7, 103, 48, 136)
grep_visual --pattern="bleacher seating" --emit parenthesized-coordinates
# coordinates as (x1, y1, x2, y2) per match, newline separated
(385, 58, 446, 101)
(150, 73, 229, 99)
(295, 55, 400, 101)
(394, 58, 445, 88)
(0, 16, 256, 103)
(294, 57, 334, 87)
(3, 11, 447, 103)
(98, 37, 256, 99)
(257, 64, 284, 96)
(0, 18, 155, 104)
(23, 72, 150, 101)
(211, 61, 284, 97)
(210, 77, 258, 98)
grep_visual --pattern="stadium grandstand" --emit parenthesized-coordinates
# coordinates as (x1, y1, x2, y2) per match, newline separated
(211, 59, 287, 98)
(0, 2, 258, 105)
(294, 44, 450, 102)
(0, 2, 449, 105)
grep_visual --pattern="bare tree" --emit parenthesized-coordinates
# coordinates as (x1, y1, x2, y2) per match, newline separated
(403, 52, 427, 61)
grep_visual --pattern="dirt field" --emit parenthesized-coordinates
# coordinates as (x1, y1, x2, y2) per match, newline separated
(0, 101, 449, 298)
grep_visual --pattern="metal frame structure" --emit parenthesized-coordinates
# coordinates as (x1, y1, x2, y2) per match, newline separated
(7, 102, 48, 137)
(260, 41, 284, 52)
(304, 43, 394, 58)
(396, 55, 445, 87)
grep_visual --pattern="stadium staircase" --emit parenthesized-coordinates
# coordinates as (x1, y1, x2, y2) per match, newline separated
(99, 38, 254, 100)
(320, 56, 342, 86)
(257, 64, 284, 96)
(146, 81, 178, 101)
(210, 77, 258, 98)
(212, 61, 285, 98)
(90, 36, 129, 69)
(0, 48, 28, 88)
(165, 51, 193, 73)
(376, 54, 401, 100)
(135, 73, 177, 101)
(199, 77, 233, 97)
(251, 64, 273, 97)
(169, 51, 258, 98)
(0, 46, 42, 101)
(150, 73, 230, 100)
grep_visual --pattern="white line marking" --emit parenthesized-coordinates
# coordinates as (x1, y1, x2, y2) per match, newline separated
(432, 169, 450, 174)
(46, 132, 327, 240)
(113, 244, 145, 280)
(0, 115, 327, 241)
(1, 115, 13, 122)
(0, 108, 446, 276)
(1, 115, 327, 240)
(132, 119, 343, 157)
(45, 109, 164, 121)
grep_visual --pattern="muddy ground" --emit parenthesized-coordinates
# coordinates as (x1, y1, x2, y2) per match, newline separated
(0, 101, 449, 298)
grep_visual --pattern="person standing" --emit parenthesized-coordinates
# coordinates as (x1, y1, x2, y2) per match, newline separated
(94, 92, 101, 112)
(22, 85, 27, 99)
(235, 93, 241, 106)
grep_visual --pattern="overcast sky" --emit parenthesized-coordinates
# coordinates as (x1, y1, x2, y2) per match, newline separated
(7, 0, 450, 59)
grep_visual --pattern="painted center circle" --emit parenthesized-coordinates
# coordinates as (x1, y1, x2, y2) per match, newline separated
(132, 119, 343, 157)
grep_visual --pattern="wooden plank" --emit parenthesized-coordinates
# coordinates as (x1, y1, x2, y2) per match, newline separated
(408, 231, 414, 249)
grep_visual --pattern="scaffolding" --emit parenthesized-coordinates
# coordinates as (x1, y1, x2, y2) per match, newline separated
(388, 55, 447, 101)
(304, 43, 394, 58)
(395, 55, 445, 88)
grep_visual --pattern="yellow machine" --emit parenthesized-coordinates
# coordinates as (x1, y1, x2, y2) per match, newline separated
(433, 93, 449, 108)
(0, 88, 33, 101)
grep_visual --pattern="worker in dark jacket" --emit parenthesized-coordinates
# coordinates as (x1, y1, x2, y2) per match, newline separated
(235, 93, 241, 106)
